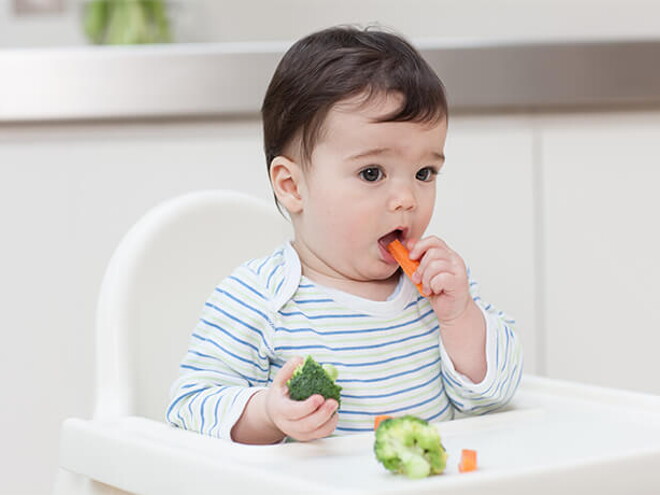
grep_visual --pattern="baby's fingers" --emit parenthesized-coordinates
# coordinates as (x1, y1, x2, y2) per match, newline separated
(272, 356, 304, 390)
(407, 236, 450, 260)
(413, 256, 456, 285)
(285, 394, 327, 420)
(288, 399, 339, 441)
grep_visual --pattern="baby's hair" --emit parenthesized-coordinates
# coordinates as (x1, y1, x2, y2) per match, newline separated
(261, 25, 448, 171)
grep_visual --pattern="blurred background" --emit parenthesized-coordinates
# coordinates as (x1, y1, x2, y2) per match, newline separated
(1, 0, 660, 493)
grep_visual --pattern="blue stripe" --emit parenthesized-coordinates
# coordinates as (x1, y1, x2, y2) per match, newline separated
(336, 357, 440, 384)
(426, 400, 453, 421)
(200, 318, 268, 360)
(292, 298, 335, 304)
(277, 310, 369, 320)
(179, 364, 268, 385)
(274, 325, 438, 352)
(212, 289, 273, 328)
(266, 264, 281, 290)
(441, 368, 465, 389)
(230, 390, 242, 409)
(501, 324, 511, 372)
(190, 333, 269, 373)
(323, 345, 437, 368)
(275, 276, 285, 295)
(199, 387, 227, 434)
(187, 349, 223, 363)
(167, 386, 209, 422)
(274, 308, 435, 336)
(204, 300, 273, 353)
(341, 387, 445, 415)
(210, 391, 225, 436)
(187, 389, 201, 427)
(403, 298, 423, 310)
(335, 406, 452, 430)
(256, 256, 270, 275)
(336, 425, 374, 433)
(496, 324, 500, 369)
(223, 278, 266, 301)
(341, 370, 442, 399)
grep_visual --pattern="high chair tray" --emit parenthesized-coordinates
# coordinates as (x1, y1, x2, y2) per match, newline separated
(60, 375, 660, 494)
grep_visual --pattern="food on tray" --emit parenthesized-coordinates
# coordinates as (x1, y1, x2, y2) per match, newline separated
(374, 415, 393, 430)
(286, 355, 342, 405)
(458, 449, 478, 473)
(374, 415, 447, 479)
(386, 239, 425, 296)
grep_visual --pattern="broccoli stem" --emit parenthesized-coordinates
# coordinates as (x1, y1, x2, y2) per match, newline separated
(391, 437, 432, 479)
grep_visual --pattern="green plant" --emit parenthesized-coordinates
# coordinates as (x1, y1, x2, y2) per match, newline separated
(83, 0, 172, 45)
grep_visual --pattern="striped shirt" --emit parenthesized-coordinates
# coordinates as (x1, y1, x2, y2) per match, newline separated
(167, 242, 523, 439)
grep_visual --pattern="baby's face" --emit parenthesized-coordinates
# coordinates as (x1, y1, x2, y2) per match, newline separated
(293, 92, 447, 291)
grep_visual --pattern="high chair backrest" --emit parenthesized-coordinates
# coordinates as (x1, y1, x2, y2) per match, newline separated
(94, 190, 291, 421)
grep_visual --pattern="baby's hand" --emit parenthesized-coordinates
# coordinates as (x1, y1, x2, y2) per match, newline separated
(407, 236, 472, 324)
(264, 357, 339, 442)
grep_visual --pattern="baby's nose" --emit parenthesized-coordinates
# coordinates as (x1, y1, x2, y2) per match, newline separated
(390, 187, 416, 211)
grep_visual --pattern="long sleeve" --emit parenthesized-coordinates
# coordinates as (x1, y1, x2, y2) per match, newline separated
(166, 266, 277, 440)
(439, 278, 524, 415)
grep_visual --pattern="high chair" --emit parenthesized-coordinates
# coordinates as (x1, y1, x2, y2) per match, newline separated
(54, 190, 291, 494)
(54, 191, 660, 495)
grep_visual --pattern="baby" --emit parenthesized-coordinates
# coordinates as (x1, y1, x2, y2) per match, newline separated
(167, 25, 523, 444)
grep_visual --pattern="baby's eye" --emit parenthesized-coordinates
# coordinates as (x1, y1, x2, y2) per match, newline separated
(359, 167, 384, 182)
(416, 167, 438, 182)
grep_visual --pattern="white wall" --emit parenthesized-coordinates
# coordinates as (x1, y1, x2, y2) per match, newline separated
(3, 0, 660, 47)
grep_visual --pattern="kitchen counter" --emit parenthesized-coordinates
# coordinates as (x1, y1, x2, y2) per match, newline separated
(1, 37, 660, 122)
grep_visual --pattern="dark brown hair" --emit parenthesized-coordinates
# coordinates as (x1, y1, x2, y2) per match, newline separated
(261, 25, 448, 170)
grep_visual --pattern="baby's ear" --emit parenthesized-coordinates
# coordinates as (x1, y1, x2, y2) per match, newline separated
(269, 155, 304, 214)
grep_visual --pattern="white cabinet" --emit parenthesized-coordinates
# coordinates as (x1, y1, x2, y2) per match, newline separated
(540, 112, 660, 394)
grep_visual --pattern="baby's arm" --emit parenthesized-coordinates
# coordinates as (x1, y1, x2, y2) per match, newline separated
(408, 237, 487, 382)
(166, 271, 275, 440)
(167, 269, 338, 443)
(231, 357, 339, 444)
(408, 237, 523, 412)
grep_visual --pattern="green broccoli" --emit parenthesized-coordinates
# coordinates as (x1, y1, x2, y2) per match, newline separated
(286, 356, 342, 405)
(374, 415, 448, 479)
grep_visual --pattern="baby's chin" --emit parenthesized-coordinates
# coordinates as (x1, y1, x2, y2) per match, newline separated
(357, 262, 401, 284)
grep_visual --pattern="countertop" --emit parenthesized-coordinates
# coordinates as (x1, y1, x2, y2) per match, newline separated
(2, 37, 660, 122)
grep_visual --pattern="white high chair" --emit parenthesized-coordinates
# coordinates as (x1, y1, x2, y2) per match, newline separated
(54, 190, 291, 495)
(54, 190, 660, 495)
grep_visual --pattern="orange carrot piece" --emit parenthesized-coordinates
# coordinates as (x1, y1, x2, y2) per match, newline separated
(386, 239, 425, 296)
(458, 449, 478, 473)
(374, 415, 392, 430)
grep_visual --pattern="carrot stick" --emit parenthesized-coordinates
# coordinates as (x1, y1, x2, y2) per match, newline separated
(374, 415, 392, 430)
(387, 239, 425, 296)
(458, 449, 477, 473)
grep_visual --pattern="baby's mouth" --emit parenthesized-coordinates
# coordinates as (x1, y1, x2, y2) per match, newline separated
(378, 228, 405, 250)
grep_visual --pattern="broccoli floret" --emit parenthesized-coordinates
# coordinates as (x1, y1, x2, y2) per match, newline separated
(286, 356, 342, 405)
(374, 415, 447, 479)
